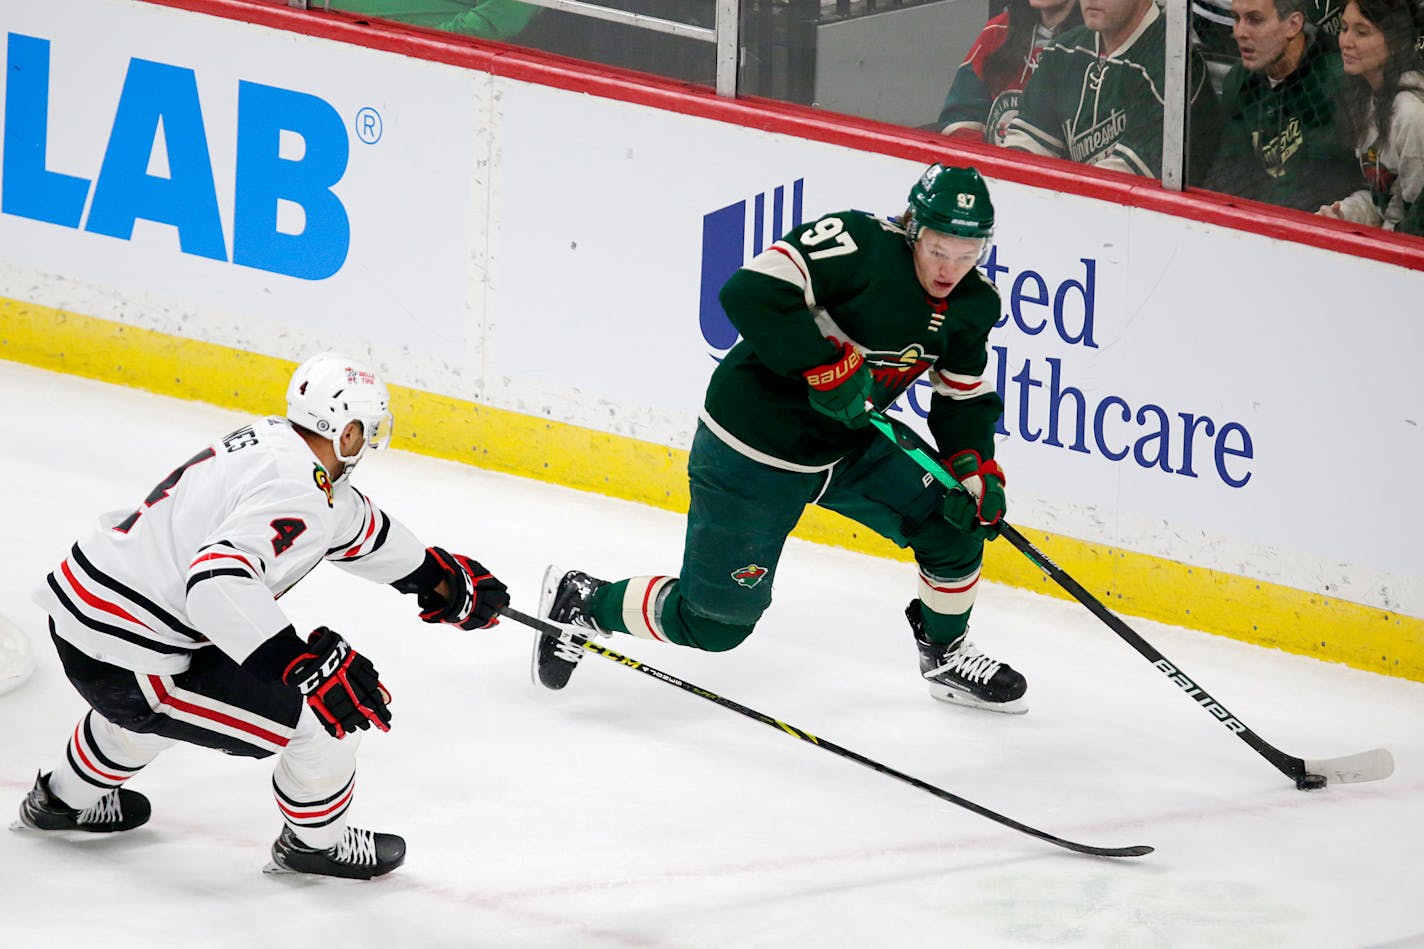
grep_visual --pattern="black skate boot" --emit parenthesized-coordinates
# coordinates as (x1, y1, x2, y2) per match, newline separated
(265, 825, 406, 880)
(907, 601, 1028, 714)
(531, 565, 609, 690)
(12, 771, 151, 833)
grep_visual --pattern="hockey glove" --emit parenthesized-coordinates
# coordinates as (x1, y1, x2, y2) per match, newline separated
(282, 627, 392, 739)
(803, 340, 873, 429)
(418, 546, 509, 630)
(942, 450, 1006, 541)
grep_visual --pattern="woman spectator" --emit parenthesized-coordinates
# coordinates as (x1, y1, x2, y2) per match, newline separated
(1317, 0, 1424, 230)
(938, 0, 1084, 145)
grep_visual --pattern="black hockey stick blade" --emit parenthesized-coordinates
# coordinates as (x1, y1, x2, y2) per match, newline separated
(865, 409, 1394, 790)
(502, 606, 1153, 859)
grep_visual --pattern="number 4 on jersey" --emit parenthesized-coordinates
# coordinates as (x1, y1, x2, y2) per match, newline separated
(113, 448, 216, 533)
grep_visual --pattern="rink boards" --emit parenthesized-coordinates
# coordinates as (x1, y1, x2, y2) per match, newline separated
(0, 0, 1420, 680)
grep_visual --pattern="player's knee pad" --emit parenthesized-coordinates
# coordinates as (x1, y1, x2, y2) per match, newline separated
(675, 597, 757, 653)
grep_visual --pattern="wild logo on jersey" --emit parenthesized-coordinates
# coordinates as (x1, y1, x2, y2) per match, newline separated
(731, 564, 769, 588)
(986, 90, 1024, 146)
(865, 345, 934, 401)
(1361, 146, 1398, 211)
(1254, 118, 1304, 179)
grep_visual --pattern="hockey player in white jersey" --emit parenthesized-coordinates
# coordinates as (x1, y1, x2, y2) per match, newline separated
(12, 352, 509, 879)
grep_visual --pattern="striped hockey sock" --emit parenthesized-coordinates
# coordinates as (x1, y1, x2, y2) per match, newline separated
(273, 772, 355, 851)
(47, 711, 163, 810)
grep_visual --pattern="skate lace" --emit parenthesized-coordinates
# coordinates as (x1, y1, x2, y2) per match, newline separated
(552, 632, 584, 664)
(77, 792, 122, 825)
(929, 641, 1002, 685)
(333, 827, 377, 867)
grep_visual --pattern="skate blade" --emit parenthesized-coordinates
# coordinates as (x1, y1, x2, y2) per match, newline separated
(263, 859, 295, 875)
(927, 683, 1029, 715)
(529, 565, 566, 688)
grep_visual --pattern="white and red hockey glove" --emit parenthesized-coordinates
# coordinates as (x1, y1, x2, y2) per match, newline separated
(282, 627, 391, 739)
(942, 450, 1006, 540)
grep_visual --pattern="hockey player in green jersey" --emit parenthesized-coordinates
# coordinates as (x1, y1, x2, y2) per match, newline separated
(1002, 0, 1223, 182)
(532, 163, 1029, 714)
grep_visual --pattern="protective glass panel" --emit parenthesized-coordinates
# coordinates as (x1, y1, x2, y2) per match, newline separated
(738, 0, 984, 127)
(1198, 0, 1424, 236)
(325, 1, 720, 87)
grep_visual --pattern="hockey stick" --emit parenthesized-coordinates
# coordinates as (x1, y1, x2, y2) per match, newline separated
(501, 606, 1152, 859)
(866, 408, 1394, 790)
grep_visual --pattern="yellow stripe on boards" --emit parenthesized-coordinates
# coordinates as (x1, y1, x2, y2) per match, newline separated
(795, 510, 1423, 682)
(4, 298, 1420, 683)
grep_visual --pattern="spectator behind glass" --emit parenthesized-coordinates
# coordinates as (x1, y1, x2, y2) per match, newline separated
(939, 0, 1084, 145)
(335, 0, 539, 40)
(1318, 0, 1424, 230)
(1206, 0, 1359, 210)
(1001, 0, 1223, 182)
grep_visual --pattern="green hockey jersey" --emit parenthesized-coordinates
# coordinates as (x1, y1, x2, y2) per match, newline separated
(1003, 3, 1222, 182)
(705, 211, 1004, 470)
(1207, 36, 1357, 211)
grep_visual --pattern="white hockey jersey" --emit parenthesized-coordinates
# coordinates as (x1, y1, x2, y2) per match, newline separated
(34, 416, 426, 674)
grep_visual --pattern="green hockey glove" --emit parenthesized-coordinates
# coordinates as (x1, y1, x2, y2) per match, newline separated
(803, 340, 873, 428)
(942, 450, 1006, 540)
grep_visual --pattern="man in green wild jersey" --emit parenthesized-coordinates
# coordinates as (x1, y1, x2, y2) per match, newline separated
(1206, 0, 1357, 211)
(1003, 0, 1223, 182)
(531, 163, 1029, 714)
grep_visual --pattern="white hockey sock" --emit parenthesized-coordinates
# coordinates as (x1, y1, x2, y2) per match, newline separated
(272, 711, 361, 850)
(616, 576, 676, 641)
(917, 566, 980, 634)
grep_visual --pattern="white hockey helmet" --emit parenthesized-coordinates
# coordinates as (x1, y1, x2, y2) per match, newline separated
(286, 352, 393, 469)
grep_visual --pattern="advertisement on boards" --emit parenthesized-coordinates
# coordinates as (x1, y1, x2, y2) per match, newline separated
(0, 0, 483, 368)
(489, 80, 1422, 614)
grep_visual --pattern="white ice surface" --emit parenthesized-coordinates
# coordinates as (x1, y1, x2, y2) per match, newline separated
(0, 359, 1420, 948)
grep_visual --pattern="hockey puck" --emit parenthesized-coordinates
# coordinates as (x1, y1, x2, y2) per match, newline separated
(1296, 773, 1327, 790)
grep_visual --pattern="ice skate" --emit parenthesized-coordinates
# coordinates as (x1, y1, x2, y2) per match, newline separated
(11, 770, 151, 833)
(907, 601, 1027, 714)
(531, 565, 609, 690)
(264, 824, 406, 880)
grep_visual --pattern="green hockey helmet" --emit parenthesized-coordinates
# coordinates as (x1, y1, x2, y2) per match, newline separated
(904, 164, 994, 244)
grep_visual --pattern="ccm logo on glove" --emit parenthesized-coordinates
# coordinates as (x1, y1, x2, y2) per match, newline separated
(282, 627, 391, 739)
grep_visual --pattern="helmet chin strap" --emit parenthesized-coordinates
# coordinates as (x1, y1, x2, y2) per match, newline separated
(329, 422, 372, 482)
(334, 435, 369, 467)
